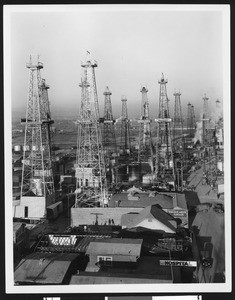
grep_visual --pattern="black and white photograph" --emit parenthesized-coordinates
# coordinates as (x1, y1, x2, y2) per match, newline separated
(4, 4, 231, 294)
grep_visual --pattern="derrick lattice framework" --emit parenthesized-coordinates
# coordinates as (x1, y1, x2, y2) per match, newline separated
(120, 96, 131, 152)
(138, 86, 153, 163)
(187, 102, 196, 138)
(173, 91, 184, 190)
(20, 56, 55, 202)
(102, 86, 117, 158)
(202, 94, 210, 146)
(173, 91, 184, 145)
(155, 73, 175, 184)
(75, 52, 107, 207)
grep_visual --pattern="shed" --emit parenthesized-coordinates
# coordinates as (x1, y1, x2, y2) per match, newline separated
(85, 238, 143, 271)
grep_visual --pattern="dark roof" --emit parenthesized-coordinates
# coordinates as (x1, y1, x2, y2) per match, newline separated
(184, 191, 200, 207)
(70, 256, 176, 284)
(162, 192, 188, 210)
(121, 205, 177, 233)
(110, 193, 174, 209)
(14, 252, 79, 284)
(13, 222, 24, 232)
(86, 238, 143, 256)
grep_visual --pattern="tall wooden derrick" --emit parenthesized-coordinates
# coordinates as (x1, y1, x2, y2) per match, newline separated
(172, 91, 184, 190)
(102, 86, 117, 159)
(155, 73, 175, 188)
(202, 94, 210, 146)
(75, 52, 107, 208)
(120, 95, 131, 153)
(19, 56, 55, 219)
(187, 102, 196, 138)
(137, 86, 153, 166)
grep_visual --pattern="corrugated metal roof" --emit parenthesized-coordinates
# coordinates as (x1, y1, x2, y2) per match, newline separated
(76, 236, 96, 252)
(14, 252, 78, 284)
(86, 238, 143, 256)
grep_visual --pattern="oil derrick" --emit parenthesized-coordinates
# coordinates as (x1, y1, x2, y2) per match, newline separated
(75, 51, 107, 208)
(20, 55, 55, 219)
(173, 91, 184, 148)
(120, 95, 131, 153)
(202, 94, 210, 146)
(102, 86, 117, 158)
(155, 73, 175, 188)
(173, 91, 184, 190)
(187, 102, 195, 138)
(138, 86, 153, 166)
(191, 104, 196, 135)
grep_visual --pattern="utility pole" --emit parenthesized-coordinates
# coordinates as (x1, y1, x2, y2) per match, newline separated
(20, 55, 55, 219)
(75, 51, 107, 208)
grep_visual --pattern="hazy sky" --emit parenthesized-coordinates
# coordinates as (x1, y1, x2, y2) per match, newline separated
(8, 5, 226, 119)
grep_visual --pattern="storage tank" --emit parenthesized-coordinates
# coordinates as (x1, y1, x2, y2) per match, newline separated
(14, 145, 21, 152)
(30, 178, 43, 196)
(142, 174, 153, 184)
(32, 145, 38, 151)
(129, 164, 141, 182)
(217, 161, 224, 172)
(23, 145, 30, 151)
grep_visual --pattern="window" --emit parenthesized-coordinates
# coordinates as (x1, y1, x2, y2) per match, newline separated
(24, 206, 28, 218)
(97, 256, 112, 266)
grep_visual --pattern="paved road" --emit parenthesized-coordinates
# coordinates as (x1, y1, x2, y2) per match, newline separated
(192, 204, 225, 283)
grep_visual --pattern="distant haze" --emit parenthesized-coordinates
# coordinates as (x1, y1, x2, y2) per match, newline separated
(9, 5, 224, 120)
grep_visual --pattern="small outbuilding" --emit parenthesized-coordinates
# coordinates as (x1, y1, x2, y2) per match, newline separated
(85, 238, 143, 272)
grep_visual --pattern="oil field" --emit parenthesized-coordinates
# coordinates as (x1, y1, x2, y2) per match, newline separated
(11, 52, 225, 286)
(6, 4, 229, 292)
